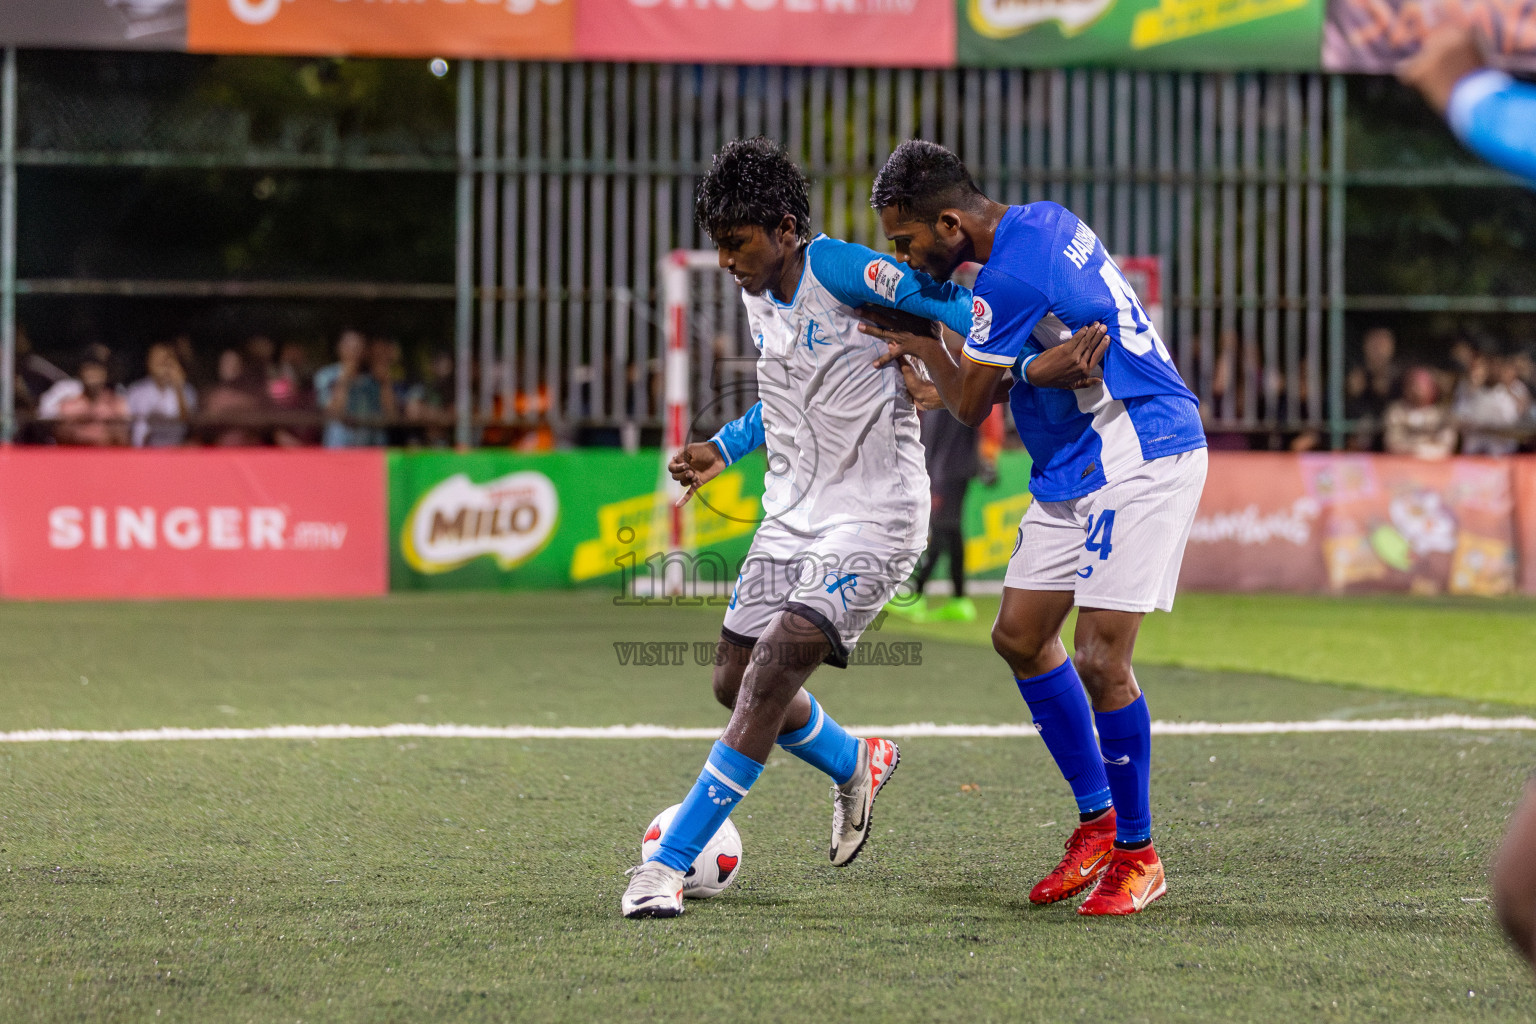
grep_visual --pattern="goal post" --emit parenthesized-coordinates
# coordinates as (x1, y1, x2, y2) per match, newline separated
(656, 249, 731, 594)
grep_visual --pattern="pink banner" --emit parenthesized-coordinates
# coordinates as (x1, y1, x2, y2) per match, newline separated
(1183, 452, 1524, 597)
(574, 0, 955, 67)
(0, 449, 386, 599)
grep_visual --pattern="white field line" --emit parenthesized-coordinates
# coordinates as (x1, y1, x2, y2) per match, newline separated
(0, 715, 1534, 744)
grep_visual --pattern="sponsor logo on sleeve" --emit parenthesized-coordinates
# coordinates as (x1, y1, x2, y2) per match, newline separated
(968, 297, 994, 347)
(863, 259, 903, 303)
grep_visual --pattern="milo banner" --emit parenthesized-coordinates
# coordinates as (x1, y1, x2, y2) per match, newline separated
(388, 449, 766, 591)
(1183, 452, 1522, 597)
(960, 0, 1325, 68)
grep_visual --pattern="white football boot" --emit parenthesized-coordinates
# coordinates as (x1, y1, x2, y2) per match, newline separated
(829, 737, 900, 867)
(621, 861, 686, 919)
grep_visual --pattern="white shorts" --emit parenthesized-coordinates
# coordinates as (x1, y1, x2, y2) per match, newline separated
(1004, 448, 1208, 614)
(721, 522, 922, 668)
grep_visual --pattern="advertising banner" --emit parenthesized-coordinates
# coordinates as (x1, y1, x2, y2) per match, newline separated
(574, 0, 955, 67)
(0, 449, 386, 599)
(1517, 458, 1536, 596)
(1323, 0, 1536, 72)
(388, 449, 765, 591)
(187, 0, 574, 59)
(0, 0, 186, 50)
(960, 0, 1324, 68)
(1183, 452, 1519, 597)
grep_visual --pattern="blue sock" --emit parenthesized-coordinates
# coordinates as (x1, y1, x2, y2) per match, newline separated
(778, 693, 861, 785)
(1016, 661, 1112, 816)
(1095, 695, 1153, 846)
(651, 741, 765, 872)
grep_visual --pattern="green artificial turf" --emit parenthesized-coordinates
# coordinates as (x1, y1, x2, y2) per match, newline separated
(896, 591, 1536, 706)
(1, 592, 1534, 1021)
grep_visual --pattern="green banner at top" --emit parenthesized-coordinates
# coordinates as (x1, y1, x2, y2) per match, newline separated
(960, 0, 1324, 69)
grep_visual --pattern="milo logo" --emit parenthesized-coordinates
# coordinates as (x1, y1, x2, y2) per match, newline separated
(401, 471, 558, 574)
(967, 0, 1113, 38)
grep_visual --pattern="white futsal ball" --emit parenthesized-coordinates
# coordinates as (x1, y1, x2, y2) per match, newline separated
(641, 804, 742, 898)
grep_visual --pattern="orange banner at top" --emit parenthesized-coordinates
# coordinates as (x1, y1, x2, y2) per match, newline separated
(189, 0, 575, 59)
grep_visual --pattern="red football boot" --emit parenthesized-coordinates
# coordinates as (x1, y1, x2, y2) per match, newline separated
(1076, 845, 1167, 916)
(1028, 810, 1116, 905)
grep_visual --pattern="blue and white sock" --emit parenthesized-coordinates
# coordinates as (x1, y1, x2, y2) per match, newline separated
(650, 741, 765, 872)
(777, 692, 861, 786)
(1016, 661, 1112, 817)
(1095, 695, 1153, 847)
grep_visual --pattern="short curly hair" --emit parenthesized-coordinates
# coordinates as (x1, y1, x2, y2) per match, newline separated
(870, 140, 985, 222)
(696, 137, 812, 243)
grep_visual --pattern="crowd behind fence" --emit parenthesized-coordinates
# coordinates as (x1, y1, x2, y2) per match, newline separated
(14, 318, 1536, 457)
(5, 55, 1536, 453)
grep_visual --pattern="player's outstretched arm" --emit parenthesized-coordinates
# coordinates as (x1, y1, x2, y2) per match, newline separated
(1400, 26, 1536, 186)
(671, 401, 763, 506)
(809, 237, 974, 335)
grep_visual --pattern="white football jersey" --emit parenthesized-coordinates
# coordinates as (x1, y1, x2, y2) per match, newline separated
(739, 235, 974, 544)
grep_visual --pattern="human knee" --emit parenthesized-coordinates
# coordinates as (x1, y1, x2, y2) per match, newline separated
(711, 643, 750, 710)
(1072, 640, 1134, 705)
(991, 620, 1052, 670)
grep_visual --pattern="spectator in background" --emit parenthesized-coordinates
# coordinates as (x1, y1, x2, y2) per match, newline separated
(1346, 326, 1402, 450)
(1454, 353, 1522, 455)
(243, 334, 277, 391)
(199, 348, 268, 446)
(405, 350, 457, 447)
(1502, 354, 1533, 422)
(269, 341, 319, 445)
(1384, 366, 1456, 459)
(314, 329, 395, 447)
(54, 358, 128, 446)
(37, 342, 114, 426)
(126, 343, 196, 447)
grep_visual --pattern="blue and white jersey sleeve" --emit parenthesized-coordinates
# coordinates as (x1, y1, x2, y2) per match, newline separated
(807, 236, 975, 335)
(709, 401, 763, 466)
(1448, 70, 1536, 186)
(961, 270, 1051, 370)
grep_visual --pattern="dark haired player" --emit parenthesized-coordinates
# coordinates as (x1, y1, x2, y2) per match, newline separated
(621, 137, 977, 918)
(861, 141, 1207, 916)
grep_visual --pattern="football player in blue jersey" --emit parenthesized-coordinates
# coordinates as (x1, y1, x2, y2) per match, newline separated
(862, 141, 1208, 916)
(620, 138, 977, 918)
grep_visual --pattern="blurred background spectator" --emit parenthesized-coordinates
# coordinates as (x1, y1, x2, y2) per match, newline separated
(404, 350, 457, 448)
(54, 358, 128, 447)
(126, 343, 196, 448)
(1347, 327, 1402, 450)
(199, 349, 269, 447)
(1454, 352, 1522, 455)
(314, 329, 395, 448)
(1385, 366, 1457, 459)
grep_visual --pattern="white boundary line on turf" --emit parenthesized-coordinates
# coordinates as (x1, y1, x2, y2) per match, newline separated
(0, 715, 1534, 744)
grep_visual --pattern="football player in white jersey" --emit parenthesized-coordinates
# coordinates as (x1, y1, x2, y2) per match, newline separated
(863, 141, 1208, 916)
(621, 137, 975, 918)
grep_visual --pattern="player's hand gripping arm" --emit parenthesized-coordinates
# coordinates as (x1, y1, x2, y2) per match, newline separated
(860, 307, 1003, 428)
(1018, 322, 1110, 390)
(669, 401, 763, 506)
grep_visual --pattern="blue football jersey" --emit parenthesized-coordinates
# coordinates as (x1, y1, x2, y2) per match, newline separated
(961, 203, 1206, 502)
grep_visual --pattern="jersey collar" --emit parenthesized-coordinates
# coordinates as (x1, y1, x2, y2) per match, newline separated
(768, 234, 826, 310)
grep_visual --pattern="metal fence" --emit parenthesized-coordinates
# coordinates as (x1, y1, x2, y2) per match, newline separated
(460, 64, 1346, 445)
(6, 53, 1514, 449)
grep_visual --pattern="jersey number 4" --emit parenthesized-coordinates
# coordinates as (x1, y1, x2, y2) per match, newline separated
(1084, 510, 1116, 560)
